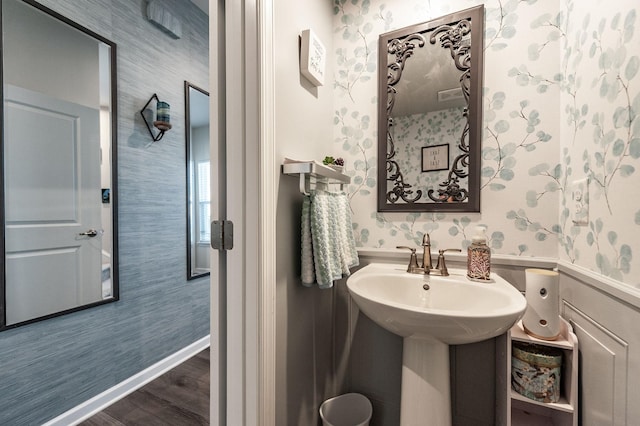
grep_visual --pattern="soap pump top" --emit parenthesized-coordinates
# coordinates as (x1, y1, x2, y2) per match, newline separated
(471, 226, 488, 244)
(467, 226, 491, 281)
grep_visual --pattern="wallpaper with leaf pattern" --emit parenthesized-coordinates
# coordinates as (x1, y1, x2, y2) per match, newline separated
(391, 107, 466, 197)
(332, 0, 640, 287)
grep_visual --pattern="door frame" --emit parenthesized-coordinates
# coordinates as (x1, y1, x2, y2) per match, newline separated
(210, 0, 276, 424)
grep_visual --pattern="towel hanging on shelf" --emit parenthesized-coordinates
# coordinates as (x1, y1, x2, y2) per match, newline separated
(301, 190, 359, 288)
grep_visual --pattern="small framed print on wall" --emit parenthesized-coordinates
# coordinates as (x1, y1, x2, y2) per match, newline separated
(300, 29, 326, 86)
(421, 144, 449, 172)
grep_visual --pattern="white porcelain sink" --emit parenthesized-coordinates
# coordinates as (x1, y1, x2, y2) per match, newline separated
(346, 262, 526, 426)
(346, 263, 526, 344)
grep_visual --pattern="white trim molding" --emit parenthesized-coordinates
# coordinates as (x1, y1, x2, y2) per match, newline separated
(42, 336, 211, 426)
(357, 247, 557, 269)
(358, 248, 640, 310)
(558, 259, 640, 309)
(258, 0, 277, 424)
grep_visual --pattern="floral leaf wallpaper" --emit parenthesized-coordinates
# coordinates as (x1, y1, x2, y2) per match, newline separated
(559, 0, 639, 282)
(331, 0, 640, 287)
(391, 107, 466, 195)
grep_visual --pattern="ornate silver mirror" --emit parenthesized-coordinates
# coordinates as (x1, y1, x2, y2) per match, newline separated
(1, 0, 118, 329)
(377, 5, 484, 212)
(185, 81, 210, 280)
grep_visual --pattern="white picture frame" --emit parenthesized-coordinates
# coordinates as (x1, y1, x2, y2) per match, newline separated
(300, 29, 326, 87)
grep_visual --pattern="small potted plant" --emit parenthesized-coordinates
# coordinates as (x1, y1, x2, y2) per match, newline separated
(322, 156, 345, 172)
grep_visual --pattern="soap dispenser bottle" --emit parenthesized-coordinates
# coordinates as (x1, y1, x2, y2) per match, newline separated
(467, 226, 491, 281)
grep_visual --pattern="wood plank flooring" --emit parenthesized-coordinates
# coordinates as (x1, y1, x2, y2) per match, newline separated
(80, 348, 209, 426)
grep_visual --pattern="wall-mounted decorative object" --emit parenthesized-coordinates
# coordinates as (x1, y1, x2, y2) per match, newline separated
(1, 0, 118, 330)
(146, 0, 182, 39)
(377, 5, 484, 212)
(421, 144, 449, 172)
(300, 29, 326, 86)
(140, 94, 172, 142)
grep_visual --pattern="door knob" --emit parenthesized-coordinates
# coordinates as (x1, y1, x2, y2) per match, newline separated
(79, 229, 99, 237)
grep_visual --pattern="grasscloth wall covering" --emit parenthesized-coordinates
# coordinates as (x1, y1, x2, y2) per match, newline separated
(0, 1, 209, 424)
(333, 0, 639, 287)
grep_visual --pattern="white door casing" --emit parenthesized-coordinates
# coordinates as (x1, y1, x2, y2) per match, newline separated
(4, 85, 102, 325)
(209, 0, 277, 424)
(209, 0, 223, 424)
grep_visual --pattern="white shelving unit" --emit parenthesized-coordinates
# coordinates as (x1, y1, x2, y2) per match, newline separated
(497, 317, 578, 426)
(281, 161, 350, 195)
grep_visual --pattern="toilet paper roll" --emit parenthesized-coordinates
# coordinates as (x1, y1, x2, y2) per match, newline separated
(522, 268, 560, 340)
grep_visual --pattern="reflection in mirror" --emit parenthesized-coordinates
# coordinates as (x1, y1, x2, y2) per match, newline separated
(1, 0, 118, 329)
(185, 82, 210, 280)
(377, 6, 484, 212)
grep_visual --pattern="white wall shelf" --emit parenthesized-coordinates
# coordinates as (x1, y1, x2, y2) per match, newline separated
(282, 160, 350, 194)
(497, 317, 578, 426)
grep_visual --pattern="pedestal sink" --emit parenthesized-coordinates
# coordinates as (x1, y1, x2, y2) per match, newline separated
(346, 263, 526, 426)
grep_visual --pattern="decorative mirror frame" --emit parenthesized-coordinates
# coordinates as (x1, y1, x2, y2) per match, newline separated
(377, 5, 484, 212)
(0, 0, 119, 330)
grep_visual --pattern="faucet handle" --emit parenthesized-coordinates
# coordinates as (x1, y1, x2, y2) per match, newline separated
(396, 246, 421, 273)
(435, 248, 462, 276)
(440, 248, 462, 254)
(396, 246, 415, 251)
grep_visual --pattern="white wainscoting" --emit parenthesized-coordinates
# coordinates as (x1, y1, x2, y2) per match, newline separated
(559, 261, 640, 426)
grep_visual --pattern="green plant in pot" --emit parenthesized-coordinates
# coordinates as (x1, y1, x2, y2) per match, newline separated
(322, 156, 344, 171)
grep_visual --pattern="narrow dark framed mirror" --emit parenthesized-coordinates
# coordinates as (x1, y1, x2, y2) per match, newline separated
(377, 5, 484, 212)
(185, 81, 210, 280)
(1, 0, 118, 330)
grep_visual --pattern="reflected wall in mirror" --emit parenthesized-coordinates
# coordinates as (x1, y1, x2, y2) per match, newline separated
(1, 0, 118, 329)
(185, 82, 210, 280)
(377, 5, 484, 212)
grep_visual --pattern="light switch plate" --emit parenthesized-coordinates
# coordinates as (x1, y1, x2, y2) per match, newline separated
(570, 177, 589, 226)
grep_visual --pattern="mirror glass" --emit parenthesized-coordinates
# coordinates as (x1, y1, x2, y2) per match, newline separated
(185, 82, 210, 279)
(377, 6, 484, 212)
(1, 0, 118, 329)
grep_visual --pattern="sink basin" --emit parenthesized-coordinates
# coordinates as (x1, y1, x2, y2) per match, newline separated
(346, 263, 526, 344)
(346, 262, 526, 426)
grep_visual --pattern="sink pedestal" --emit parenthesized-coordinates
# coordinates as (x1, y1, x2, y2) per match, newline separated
(400, 338, 451, 426)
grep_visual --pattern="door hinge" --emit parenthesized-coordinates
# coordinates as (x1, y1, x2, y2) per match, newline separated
(211, 220, 234, 251)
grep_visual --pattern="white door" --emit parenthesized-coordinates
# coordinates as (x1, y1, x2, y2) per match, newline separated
(4, 85, 102, 325)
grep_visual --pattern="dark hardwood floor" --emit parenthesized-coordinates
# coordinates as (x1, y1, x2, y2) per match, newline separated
(80, 348, 210, 426)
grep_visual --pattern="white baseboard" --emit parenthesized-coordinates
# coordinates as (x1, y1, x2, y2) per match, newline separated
(42, 335, 211, 426)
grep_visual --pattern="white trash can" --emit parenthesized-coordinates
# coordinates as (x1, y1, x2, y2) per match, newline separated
(319, 393, 372, 426)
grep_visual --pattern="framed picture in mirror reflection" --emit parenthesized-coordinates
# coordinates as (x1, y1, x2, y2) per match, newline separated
(421, 144, 449, 172)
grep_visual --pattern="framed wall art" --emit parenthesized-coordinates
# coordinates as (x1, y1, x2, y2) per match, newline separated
(300, 29, 326, 86)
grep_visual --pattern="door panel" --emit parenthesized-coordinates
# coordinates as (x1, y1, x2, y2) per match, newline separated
(6, 248, 81, 321)
(4, 85, 102, 325)
(5, 102, 78, 221)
